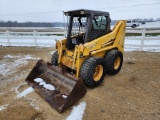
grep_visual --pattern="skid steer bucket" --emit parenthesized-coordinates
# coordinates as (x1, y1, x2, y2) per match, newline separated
(25, 60, 86, 113)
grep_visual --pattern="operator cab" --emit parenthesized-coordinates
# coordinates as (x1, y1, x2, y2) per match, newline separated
(64, 9, 111, 49)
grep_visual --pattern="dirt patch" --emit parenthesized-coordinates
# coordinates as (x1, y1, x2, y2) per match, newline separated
(0, 100, 43, 120)
(17, 84, 29, 93)
(129, 76, 139, 84)
(126, 61, 135, 64)
(0, 46, 160, 120)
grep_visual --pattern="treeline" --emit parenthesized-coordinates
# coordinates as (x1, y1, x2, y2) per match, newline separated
(0, 18, 160, 27)
(0, 20, 118, 27)
(0, 21, 66, 27)
(132, 18, 160, 22)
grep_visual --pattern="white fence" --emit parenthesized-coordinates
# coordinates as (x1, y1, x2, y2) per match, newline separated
(125, 27, 160, 51)
(0, 30, 65, 47)
(0, 28, 160, 51)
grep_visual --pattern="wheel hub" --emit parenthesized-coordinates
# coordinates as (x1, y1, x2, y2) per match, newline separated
(114, 57, 121, 70)
(93, 65, 103, 81)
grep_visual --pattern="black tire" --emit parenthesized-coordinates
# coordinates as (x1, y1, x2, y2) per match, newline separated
(51, 51, 58, 66)
(132, 24, 137, 28)
(80, 57, 106, 87)
(104, 50, 123, 75)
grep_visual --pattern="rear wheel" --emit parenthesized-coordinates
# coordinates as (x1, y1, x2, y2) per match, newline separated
(51, 51, 58, 66)
(80, 57, 106, 87)
(104, 50, 123, 75)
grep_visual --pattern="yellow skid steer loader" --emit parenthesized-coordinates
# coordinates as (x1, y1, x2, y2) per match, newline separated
(26, 9, 126, 113)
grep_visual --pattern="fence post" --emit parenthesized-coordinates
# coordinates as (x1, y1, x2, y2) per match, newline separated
(6, 30, 11, 46)
(33, 30, 38, 46)
(140, 29, 146, 51)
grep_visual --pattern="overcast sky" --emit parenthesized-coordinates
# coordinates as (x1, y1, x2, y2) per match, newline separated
(0, 0, 160, 22)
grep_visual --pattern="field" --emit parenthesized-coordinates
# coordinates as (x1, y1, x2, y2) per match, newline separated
(0, 47, 160, 120)
(1, 22, 160, 53)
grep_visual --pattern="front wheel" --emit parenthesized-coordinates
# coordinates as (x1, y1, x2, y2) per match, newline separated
(80, 57, 106, 87)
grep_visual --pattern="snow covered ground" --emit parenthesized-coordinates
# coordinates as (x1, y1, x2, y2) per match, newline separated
(0, 104, 9, 111)
(0, 35, 64, 47)
(137, 21, 160, 28)
(0, 37, 159, 52)
(16, 87, 34, 99)
(0, 54, 39, 77)
(66, 102, 86, 120)
(124, 38, 160, 52)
